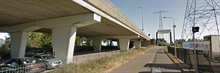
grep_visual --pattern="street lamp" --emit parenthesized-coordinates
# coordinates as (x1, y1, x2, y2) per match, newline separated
(137, 7, 144, 31)
(163, 17, 177, 57)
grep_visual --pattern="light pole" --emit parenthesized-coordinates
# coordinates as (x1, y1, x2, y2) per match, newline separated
(137, 7, 144, 31)
(163, 17, 177, 57)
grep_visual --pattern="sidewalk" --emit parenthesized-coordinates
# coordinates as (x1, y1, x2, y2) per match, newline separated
(109, 47, 181, 73)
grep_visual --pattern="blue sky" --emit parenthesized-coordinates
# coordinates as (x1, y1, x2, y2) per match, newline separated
(111, 0, 187, 39)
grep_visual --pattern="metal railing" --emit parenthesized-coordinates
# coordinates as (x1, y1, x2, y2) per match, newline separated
(0, 65, 25, 73)
(0, 64, 46, 73)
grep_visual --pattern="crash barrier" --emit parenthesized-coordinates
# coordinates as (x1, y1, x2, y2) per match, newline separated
(167, 46, 220, 73)
(0, 64, 46, 73)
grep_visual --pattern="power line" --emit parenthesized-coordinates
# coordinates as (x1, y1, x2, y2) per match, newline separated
(153, 10, 168, 30)
(182, 0, 220, 39)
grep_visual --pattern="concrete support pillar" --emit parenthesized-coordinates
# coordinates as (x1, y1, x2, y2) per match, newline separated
(119, 38, 130, 51)
(93, 39, 102, 52)
(134, 40, 142, 48)
(11, 32, 27, 58)
(52, 26, 77, 64)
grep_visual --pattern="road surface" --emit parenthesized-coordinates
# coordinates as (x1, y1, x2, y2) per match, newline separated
(109, 46, 181, 73)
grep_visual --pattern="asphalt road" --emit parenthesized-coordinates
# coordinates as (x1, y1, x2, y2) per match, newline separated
(109, 46, 181, 73)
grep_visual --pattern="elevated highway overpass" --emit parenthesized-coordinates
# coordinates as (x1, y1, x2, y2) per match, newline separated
(0, 0, 149, 63)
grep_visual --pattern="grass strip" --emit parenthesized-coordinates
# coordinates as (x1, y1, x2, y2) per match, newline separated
(51, 45, 156, 73)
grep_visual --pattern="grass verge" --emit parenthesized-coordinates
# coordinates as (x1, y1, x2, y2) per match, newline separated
(50, 45, 156, 73)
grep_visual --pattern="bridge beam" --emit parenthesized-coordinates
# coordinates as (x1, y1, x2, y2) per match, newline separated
(0, 13, 100, 32)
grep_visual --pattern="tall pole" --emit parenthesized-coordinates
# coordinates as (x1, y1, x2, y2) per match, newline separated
(173, 24, 176, 57)
(159, 12, 162, 29)
(153, 10, 168, 29)
(163, 17, 177, 57)
(193, 0, 198, 73)
(153, 10, 168, 39)
(138, 7, 144, 31)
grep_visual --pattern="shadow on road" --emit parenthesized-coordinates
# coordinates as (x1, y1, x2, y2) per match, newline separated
(144, 63, 181, 70)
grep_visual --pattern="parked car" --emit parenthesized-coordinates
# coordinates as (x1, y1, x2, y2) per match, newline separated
(25, 49, 53, 57)
(33, 54, 62, 69)
(0, 57, 46, 73)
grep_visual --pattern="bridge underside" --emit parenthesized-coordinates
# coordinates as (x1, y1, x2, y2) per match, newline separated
(0, 0, 149, 64)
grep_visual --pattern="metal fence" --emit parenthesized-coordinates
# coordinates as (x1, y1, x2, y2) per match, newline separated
(0, 66, 25, 73)
(167, 46, 220, 73)
(0, 65, 45, 73)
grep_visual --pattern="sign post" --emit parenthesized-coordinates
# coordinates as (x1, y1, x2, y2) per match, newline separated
(192, 26, 199, 73)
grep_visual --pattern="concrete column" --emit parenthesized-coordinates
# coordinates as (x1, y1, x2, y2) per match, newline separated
(11, 32, 27, 58)
(134, 40, 142, 48)
(52, 26, 77, 64)
(93, 39, 102, 52)
(119, 38, 130, 51)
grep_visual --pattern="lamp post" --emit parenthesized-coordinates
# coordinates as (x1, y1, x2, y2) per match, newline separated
(163, 17, 177, 57)
(137, 7, 144, 31)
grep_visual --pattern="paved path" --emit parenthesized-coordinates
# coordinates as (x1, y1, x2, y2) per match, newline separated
(109, 46, 181, 73)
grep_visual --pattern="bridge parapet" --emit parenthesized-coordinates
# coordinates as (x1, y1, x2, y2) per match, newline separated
(84, 0, 148, 39)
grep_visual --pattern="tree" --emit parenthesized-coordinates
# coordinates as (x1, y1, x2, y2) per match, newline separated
(187, 38, 203, 42)
(75, 37, 93, 46)
(157, 38, 168, 46)
(27, 32, 52, 48)
(175, 39, 186, 45)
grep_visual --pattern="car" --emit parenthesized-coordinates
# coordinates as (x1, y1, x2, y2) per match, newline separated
(33, 54, 62, 69)
(25, 50, 45, 57)
(0, 57, 46, 73)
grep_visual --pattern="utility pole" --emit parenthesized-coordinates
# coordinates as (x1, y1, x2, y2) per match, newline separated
(163, 17, 177, 57)
(153, 10, 168, 29)
(137, 7, 144, 31)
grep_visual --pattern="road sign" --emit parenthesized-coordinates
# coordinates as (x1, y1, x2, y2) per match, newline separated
(182, 41, 210, 51)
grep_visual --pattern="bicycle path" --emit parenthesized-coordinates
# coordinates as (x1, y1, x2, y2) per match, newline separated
(109, 46, 181, 73)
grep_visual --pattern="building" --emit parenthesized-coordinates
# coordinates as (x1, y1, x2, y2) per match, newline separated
(204, 35, 220, 62)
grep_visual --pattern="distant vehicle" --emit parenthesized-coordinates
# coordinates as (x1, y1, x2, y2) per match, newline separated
(33, 54, 62, 69)
(0, 57, 46, 73)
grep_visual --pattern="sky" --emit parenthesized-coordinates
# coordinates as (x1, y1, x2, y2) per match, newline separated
(111, 0, 187, 40)
(0, 33, 9, 40)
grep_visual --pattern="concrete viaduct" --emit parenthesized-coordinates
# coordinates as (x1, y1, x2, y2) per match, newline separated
(0, 0, 149, 64)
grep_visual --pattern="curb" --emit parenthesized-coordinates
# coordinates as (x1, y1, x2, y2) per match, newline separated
(164, 49, 183, 72)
